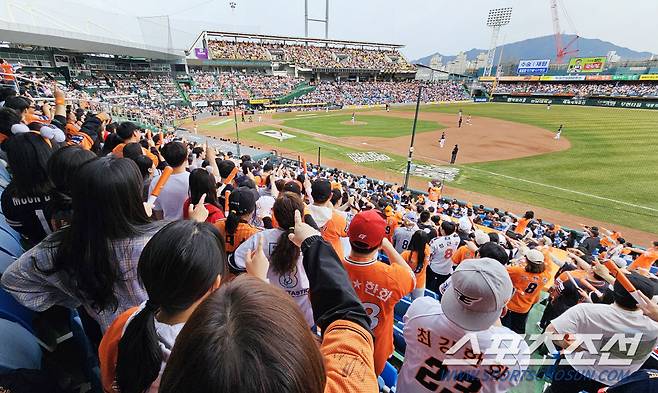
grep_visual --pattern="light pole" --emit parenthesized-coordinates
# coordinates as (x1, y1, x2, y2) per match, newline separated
(483, 7, 512, 77)
(230, 80, 241, 157)
(403, 84, 423, 191)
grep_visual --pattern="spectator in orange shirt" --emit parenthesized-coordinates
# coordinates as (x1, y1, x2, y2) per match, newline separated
(307, 178, 348, 258)
(502, 249, 552, 334)
(342, 209, 415, 375)
(514, 210, 534, 235)
(401, 230, 431, 299)
(451, 230, 490, 265)
(111, 121, 158, 165)
(383, 205, 398, 243)
(628, 241, 658, 272)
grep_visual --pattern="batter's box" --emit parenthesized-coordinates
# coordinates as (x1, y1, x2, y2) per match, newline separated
(405, 164, 460, 182)
(347, 152, 392, 163)
(258, 130, 296, 140)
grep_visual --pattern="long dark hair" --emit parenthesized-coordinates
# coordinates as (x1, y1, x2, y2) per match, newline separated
(116, 220, 225, 393)
(46, 146, 97, 229)
(271, 192, 304, 275)
(159, 276, 325, 393)
(46, 157, 151, 311)
(407, 230, 430, 274)
(5, 132, 55, 197)
(189, 168, 220, 210)
(225, 187, 256, 235)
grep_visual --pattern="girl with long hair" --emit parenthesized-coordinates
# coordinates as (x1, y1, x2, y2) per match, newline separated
(99, 220, 225, 393)
(401, 230, 431, 299)
(182, 168, 224, 223)
(0, 132, 56, 246)
(159, 213, 378, 393)
(2, 157, 163, 331)
(233, 192, 313, 326)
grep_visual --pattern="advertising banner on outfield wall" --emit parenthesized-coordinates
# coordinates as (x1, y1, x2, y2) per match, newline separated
(498, 76, 541, 81)
(612, 75, 640, 80)
(639, 74, 658, 81)
(567, 57, 606, 73)
(492, 94, 658, 109)
(540, 75, 587, 81)
(517, 59, 550, 75)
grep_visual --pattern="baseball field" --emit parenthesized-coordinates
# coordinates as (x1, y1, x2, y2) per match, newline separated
(190, 102, 658, 244)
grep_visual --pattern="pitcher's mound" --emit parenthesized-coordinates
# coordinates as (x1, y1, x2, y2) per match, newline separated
(340, 120, 368, 126)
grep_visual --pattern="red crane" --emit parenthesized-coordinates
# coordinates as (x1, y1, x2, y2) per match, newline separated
(550, 0, 579, 64)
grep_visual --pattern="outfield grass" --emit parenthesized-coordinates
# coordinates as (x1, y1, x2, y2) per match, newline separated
(419, 103, 658, 234)
(280, 113, 441, 138)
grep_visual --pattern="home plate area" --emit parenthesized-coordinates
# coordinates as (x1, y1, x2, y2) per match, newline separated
(347, 152, 392, 163)
(404, 164, 460, 181)
(258, 129, 296, 140)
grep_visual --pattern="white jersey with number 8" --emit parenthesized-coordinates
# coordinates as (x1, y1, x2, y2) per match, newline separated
(428, 233, 461, 275)
(397, 297, 529, 393)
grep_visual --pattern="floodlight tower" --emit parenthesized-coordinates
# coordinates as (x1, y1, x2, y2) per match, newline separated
(483, 7, 512, 77)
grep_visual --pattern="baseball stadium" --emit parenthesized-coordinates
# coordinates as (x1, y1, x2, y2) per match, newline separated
(0, 1, 656, 393)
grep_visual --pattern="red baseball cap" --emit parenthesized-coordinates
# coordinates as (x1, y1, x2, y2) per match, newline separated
(348, 209, 387, 249)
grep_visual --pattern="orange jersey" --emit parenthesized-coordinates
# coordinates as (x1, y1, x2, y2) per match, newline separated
(214, 220, 260, 254)
(514, 218, 530, 235)
(451, 245, 476, 265)
(1, 63, 14, 80)
(112, 143, 159, 166)
(99, 306, 139, 393)
(384, 216, 398, 243)
(321, 320, 378, 393)
(506, 265, 551, 313)
(319, 211, 348, 258)
(600, 232, 621, 248)
(401, 245, 431, 289)
(342, 257, 415, 375)
(427, 186, 441, 202)
(629, 248, 658, 271)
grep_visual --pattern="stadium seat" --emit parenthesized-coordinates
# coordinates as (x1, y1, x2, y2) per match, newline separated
(0, 226, 23, 257)
(393, 321, 406, 355)
(378, 361, 398, 393)
(0, 287, 35, 334)
(424, 289, 439, 300)
(0, 319, 42, 372)
(394, 297, 412, 322)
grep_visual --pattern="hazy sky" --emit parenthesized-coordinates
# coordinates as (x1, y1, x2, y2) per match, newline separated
(8, 0, 658, 59)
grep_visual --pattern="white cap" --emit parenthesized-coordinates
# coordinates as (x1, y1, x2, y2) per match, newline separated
(458, 217, 472, 232)
(611, 256, 627, 268)
(441, 258, 514, 331)
(474, 230, 489, 246)
(525, 249, 545, 265)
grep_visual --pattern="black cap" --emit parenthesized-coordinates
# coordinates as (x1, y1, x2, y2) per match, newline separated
(311, 179, 332, 203)
(283, 181, 302, 195)
(228, 187, 256, 215)
(263, 162, 274, 172)
(218, 160, 236, 179)
(613, 271, 655, 309)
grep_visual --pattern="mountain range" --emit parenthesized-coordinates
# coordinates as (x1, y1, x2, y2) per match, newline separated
(413, 34, 653, 66)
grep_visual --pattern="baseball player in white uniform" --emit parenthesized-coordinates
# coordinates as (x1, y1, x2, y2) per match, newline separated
(397, 258, 530, 393)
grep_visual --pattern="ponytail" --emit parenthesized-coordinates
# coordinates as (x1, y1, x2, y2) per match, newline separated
(270, 192, 304, 275)
(408, 231, 429, 274)
(225, 211, 240, 235)
(116, 300, 162, 393)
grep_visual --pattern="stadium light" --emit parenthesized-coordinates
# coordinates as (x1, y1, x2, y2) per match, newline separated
(483, 7, 512, 77)
(403, 84, 423, 191)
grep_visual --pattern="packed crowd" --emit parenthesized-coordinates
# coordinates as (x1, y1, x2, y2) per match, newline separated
(186, 70, 304, 101)
(493, 81, 658, 97)
(292, 80, 471, 105)
(207, 40, 415, 71)
(1, 81, 657, 392)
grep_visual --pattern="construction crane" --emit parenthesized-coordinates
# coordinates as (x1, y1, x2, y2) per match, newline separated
(550, 0, 579, 64)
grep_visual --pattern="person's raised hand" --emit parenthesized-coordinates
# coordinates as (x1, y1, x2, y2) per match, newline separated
(245, 235, 269, 282)
(206, 143, 216, 161)
(637, 292, 658, 322)
(189, 193, 209, 222)
(143, 202, 153, 217)
(287, 210, 320, 247)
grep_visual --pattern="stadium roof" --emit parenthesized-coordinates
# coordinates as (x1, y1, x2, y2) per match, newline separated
(0, 20, 183, 61)
(197, 31, 404, 50)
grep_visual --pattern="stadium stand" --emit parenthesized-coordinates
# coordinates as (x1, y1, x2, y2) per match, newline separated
(1, 29, 658, 393)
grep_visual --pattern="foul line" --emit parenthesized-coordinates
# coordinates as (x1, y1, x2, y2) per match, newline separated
(210, 119, 232, 126)
(463, 166, 658, 213)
